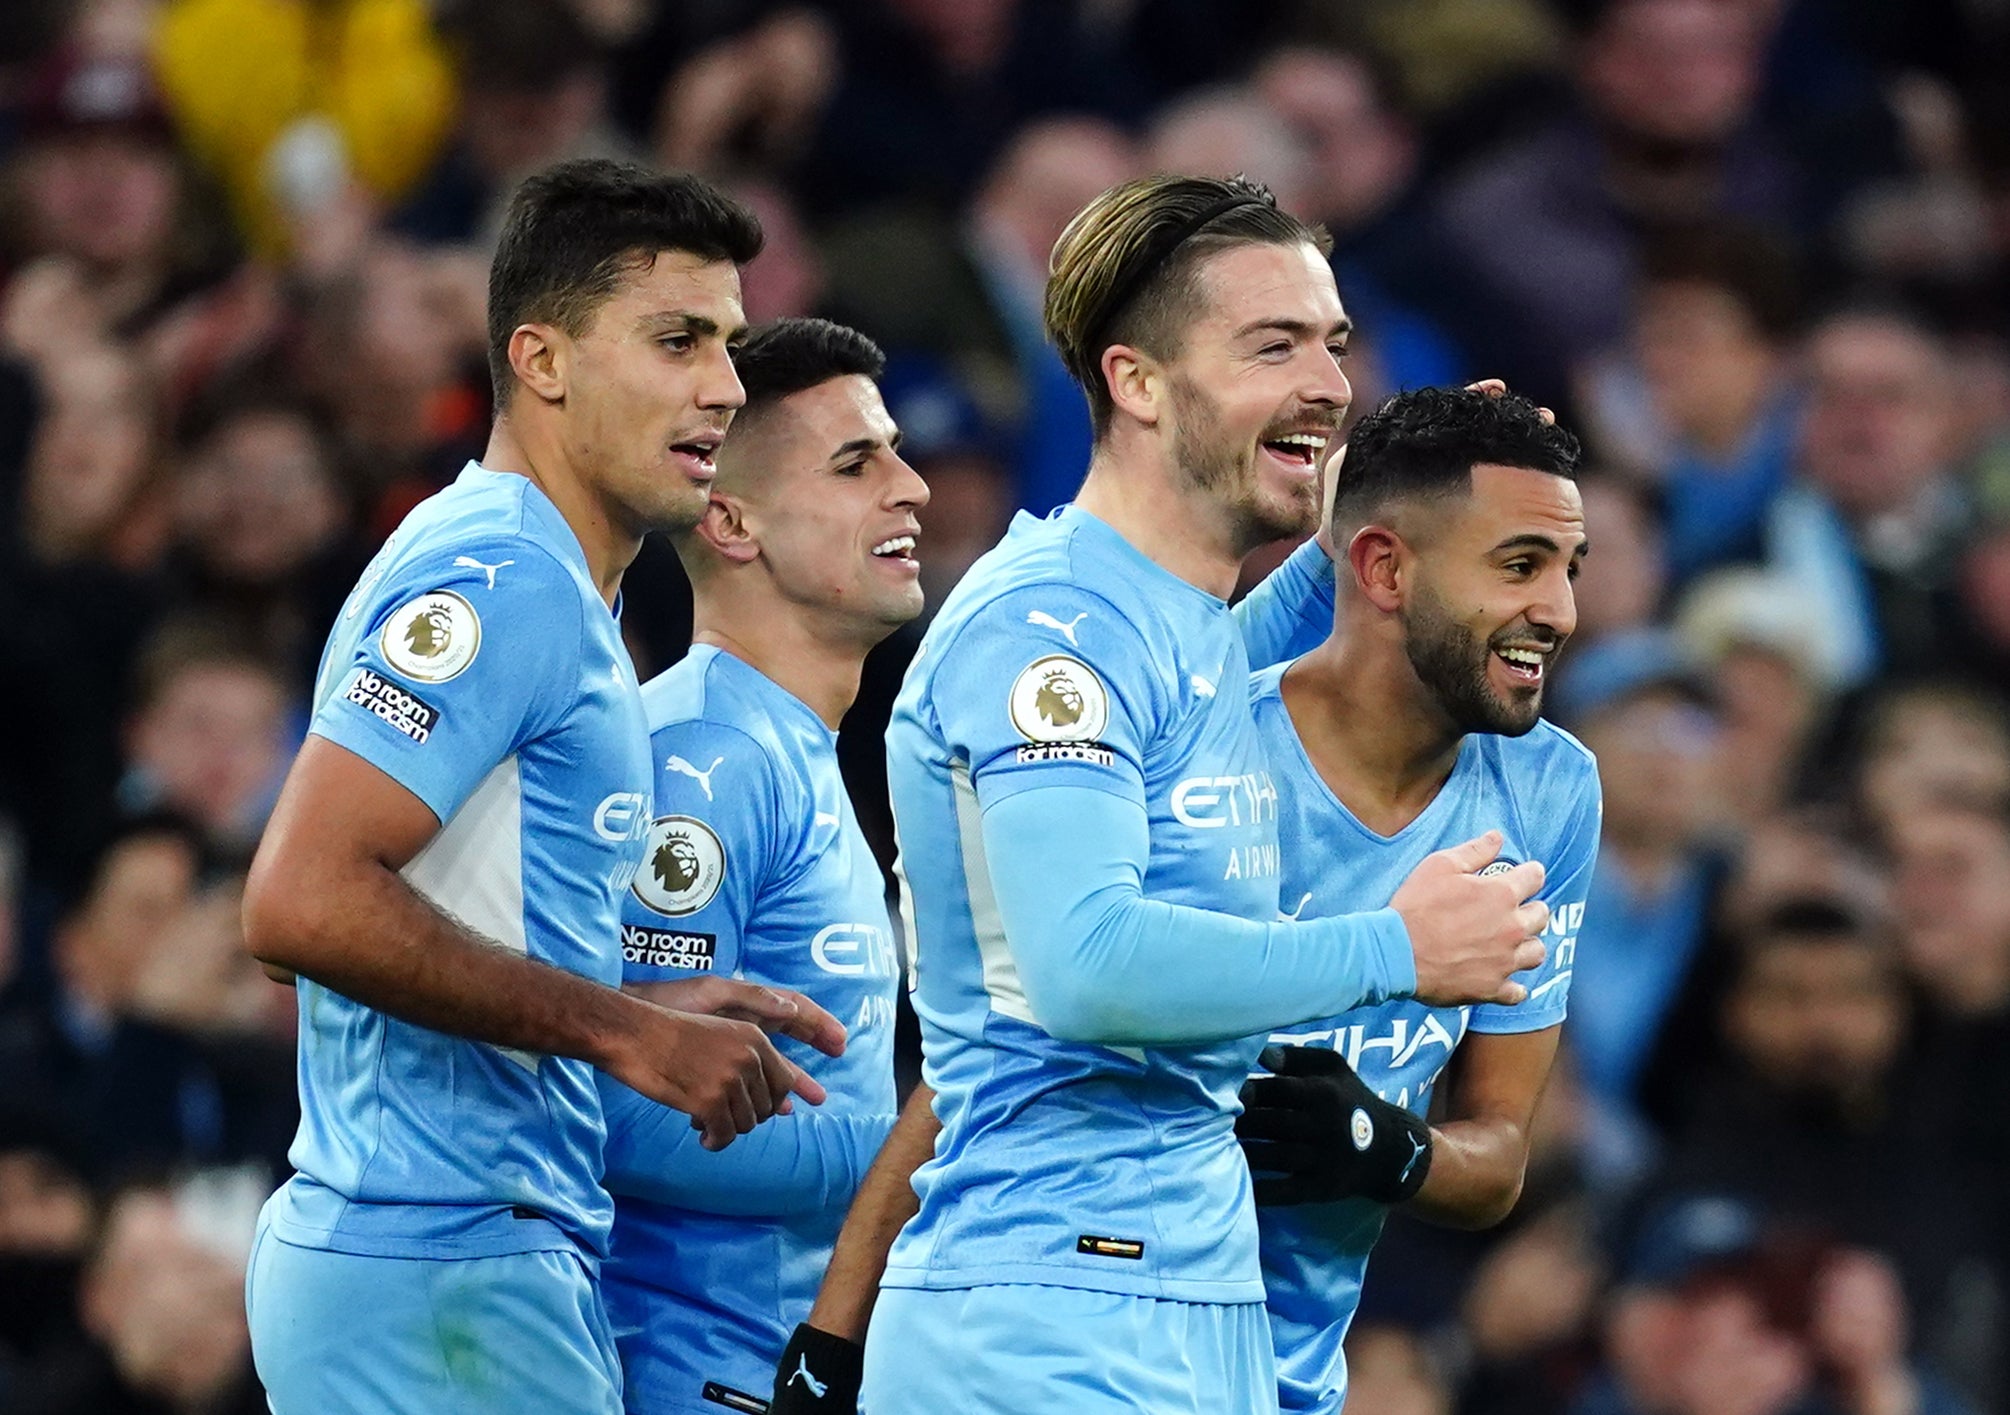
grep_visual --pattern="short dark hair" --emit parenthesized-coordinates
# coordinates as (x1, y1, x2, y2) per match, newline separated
(732, 317, 886, 415)
(1045, 174, 1332, 435)
(487, 158, 764, 405)
(1331, 386, 1581, 525)
(1640, 223, 1801, 343)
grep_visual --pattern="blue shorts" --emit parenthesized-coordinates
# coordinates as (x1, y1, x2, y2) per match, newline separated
(859, 1284, 1274, 1415)
(247, 1213, 622, 1415)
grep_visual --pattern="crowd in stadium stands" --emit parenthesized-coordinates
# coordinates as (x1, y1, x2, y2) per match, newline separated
(0, 0, 2007, 1411)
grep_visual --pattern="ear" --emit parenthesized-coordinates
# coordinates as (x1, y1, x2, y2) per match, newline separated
(690, 492, 760, 566)
(508, 324, 567, 405)
(1101, 344, 1162, 428)
(1347, 524, 1407, 613)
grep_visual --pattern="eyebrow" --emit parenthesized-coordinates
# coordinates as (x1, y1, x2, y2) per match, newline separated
(826, 434, 897, 465)
(1490, 533, 1589, 556)
(642, 312, 747, 343)
(1232, 315, 1354, 341)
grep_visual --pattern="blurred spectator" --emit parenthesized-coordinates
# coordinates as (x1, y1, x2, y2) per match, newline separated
(118, 620, 292, 853)
(1344, 1322, 1453, 1415)
(0, 1109, 96, 1403)
(1251, 44, 1468, 394)
(151, 0, 456, 258)
(1, 47, 247, 386)
(1853, 682, 2010, 841)
(13, 1183, 265, 1414)
(1648, 897, 1994, 1395)
(294, 236, 489, 531)
(729, 177, 825, 322)
(1575, 1195, 1974, 1415)
(1674, 568, 1837, 833)
(797, 0, 1162, 216)
(1577, 225, 1803, 581)
(651, 7, 838, 179)
(166, 377, 361, 686)
(1550, 630, 1727, 1135)
(1431, 0, 1820, 404)
(396, 0, 637, 250)
(1766, 305, 1971, 687)
(1569, 476, 1668, 646)
(822, 114, 1137, 513)
(1954, 516, 2010, 685)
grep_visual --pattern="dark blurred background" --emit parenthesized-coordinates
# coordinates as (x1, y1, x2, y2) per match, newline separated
(1, 1, 2007, 1412)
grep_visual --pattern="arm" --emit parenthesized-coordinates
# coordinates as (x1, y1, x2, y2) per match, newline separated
(1233, 534, 1336, 671)
(244, 735, 822, 1148)
(599, 1072, 892, 1217)
(1407, 1025, 1560, 1229)
(806, 1082, 938, 1339)
(769, 1085, 940, 1414)
(983, 788, 1549, 1044)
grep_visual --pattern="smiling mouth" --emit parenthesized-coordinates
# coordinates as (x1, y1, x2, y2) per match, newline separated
(870, 534, 917, 562)
(1260, 431, 1330, 469)
(1493, 645, 1549, 687)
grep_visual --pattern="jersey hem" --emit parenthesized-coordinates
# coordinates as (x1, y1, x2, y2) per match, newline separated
(880, 1261, 1266, 1304)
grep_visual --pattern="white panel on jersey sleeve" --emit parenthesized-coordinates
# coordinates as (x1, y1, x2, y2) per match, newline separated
(400, 754, 538, 1071)
(952, 759, 1038, 1027)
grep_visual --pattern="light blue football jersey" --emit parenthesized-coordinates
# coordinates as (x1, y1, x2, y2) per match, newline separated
(267, 463, 653, 1263)
(599, 646, 900, 1414)
(1247, 663, 1602, 1415)
(883, 508, 1371, 1306)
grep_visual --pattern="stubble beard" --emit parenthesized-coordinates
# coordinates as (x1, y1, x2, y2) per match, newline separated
(1401, 578, 1544, 738)
(1168, 373, 1318, 552)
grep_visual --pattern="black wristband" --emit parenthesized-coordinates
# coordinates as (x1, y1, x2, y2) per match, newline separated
(770, 1323, 865, 1414)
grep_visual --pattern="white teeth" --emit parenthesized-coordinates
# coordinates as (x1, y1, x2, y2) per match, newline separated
(1497, 648, 1544, 668)
(1270, 433, 1328, 451)
(871, 536, 915, 557)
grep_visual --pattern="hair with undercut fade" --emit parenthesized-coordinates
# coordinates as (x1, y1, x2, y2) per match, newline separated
(486, 158, 764, 405)
(1044, 174, 1332, 436)
(1330, 387, 1581, 529)
(731, 317, 886, 415)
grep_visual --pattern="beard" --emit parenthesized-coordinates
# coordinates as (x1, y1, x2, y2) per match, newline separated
(1166, 373, 1319, 550)
(1402, 578, 1546, 737)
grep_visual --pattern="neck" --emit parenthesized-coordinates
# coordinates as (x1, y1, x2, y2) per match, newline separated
(1282, 624, 1465, 835)
(689, 584, 870, 729)
(483, 413, 639, 606)
(1073, 437, 1248, 600)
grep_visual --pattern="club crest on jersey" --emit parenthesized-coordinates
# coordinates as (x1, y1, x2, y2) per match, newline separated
(1478, 858, 1522, 878)
(381, 590, 480, 683)
(632, 815, 726, 917)
(1008, 654, 1109, 744)
(1350, 1107, 1375, 1151)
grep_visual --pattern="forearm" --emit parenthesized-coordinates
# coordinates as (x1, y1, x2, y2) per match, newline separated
(986, 788, 1414, 1045)
(1405, 1115, 1529, 1229)
(806, 1083, 939, 1340)
(245, 855, 644, 1068)
(1233, 535, 1335, 670)
(600, 1074, 893, 1217)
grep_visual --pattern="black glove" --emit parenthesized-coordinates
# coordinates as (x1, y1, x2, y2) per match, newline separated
(1237, 1044, 1433, 1206)
(770, 1323, 865, 1414)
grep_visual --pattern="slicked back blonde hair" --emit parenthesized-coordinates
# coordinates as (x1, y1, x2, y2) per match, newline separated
(1044, 174, 1331, 436)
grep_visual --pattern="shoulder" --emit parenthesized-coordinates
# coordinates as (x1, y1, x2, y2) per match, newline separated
(1484, 721, 1602, 856)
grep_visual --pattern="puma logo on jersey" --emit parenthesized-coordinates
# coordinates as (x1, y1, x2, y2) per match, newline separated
(452, 555, 514, 589)
(1282, 892, 1313, 920)
(787, 1356, 828, 1398)
(665, 755, 725, 800)
(1026, 610, 1089, 646)
(1190, 674, 1217, 698)
(814, 811, 841, 829)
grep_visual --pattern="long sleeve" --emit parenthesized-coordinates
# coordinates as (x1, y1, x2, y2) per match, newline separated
(981, 784, 1416, 1046)
(1234, 536, 1337, 670)
(598, 1073, 894, 1218)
